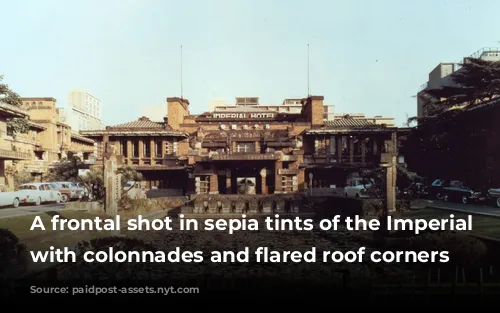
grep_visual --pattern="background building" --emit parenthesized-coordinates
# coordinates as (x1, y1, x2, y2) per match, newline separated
(417, 47, 500, 119)
(141, 104, 168, 122)
(213, 97, 336, 121)
(59, 90, 104, 131)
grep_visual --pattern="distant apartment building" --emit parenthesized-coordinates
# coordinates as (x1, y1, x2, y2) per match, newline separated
(59, 90, 104, 131)
(141, 104, 168, 122)
(213, 97, 336, 121)
(417, 48, 500, 119)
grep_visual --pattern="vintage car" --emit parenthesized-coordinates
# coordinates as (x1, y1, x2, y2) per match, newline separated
(49, 182, 73, 203)
(486, 188, 500, 208)
(59, 181, 85, 200)
(0, 184, 26, 208)
(344, 178, 374, 199)
(429, 179, 448, 200)
(442, 180, 484, 204)
(17, 183, 61, 206)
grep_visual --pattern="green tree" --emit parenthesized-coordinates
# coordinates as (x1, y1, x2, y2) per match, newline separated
(0, 75, 30, 136)
(421, 58, 500, 116)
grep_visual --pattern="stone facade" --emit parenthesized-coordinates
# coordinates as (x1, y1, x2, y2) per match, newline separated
(0, 99, 96, 189)
(81, 95, 402, 201)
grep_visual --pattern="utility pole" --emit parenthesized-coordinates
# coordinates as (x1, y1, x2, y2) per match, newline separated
(307, 44, 310, 96)
(181, 45, 183, 99)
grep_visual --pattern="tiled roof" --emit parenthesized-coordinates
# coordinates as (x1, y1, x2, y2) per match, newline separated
(324, 118, 378, 128)
(108, 117, 169, 130)
(71, 132, 95, 144)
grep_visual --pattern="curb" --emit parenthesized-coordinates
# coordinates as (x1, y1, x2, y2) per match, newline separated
(138, 210, 168, 220)
(427, 205, 500, 219)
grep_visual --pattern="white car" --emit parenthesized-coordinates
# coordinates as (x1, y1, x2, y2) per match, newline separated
(0, 184, 26, 208)
(17, 183, 61, 206)
(344, 178, 373, 199)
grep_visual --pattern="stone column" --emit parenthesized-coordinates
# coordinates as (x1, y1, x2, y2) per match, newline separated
(349, 136, 354, 164)
(225, 169, 231, 194)
(361, 138, 366, 164)
(260, 168, 267, 194)
(274, 161, 282, 193)
(138, 138, 144, 165)
(209, 174, 218, 194)
(126, 140, 132, 164)
(104, 156, 120, 217)
(150, 138, 155, 162)
(337, 136, 343, 163)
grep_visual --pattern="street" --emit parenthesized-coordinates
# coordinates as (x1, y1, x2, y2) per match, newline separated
(0, 203, 65, 219)
(419, 199, 500, 218)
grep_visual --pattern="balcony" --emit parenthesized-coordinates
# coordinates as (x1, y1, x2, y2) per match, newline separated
(24, 160, 47, 173)
(279, 168, 301, 175)
(303, 154, 381, 167)
(195, 152, 281, 162)
(0, 149, 31, 160)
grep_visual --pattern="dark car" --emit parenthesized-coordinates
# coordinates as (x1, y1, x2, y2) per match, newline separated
(442, 180, 484, 204)
(429, 179, 448, 200)
(403, 182, 428, 199)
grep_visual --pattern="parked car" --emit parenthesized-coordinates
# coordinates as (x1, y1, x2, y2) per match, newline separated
(17, 183, 61, 206)
(344, 178, 374, 199)
(442, 180, 484, 204)
(49, 182, 73, 203)
(428, 179, 449, 200)
(486, 188, 500, 208)
(59, 181, 85, 200)
(403, 182, 428, 199)
(0, 184, 26, 208)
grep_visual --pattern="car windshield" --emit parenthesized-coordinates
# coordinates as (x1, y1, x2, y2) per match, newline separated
(50, 183, 59, 189)
(19, 185, 36, 190)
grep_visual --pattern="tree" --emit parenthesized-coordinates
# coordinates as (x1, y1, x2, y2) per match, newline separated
(422, 58, 500, 116)
(45, 153, 82, 182)
(0, 75, 30, 136)
(119, 165, 143, 188)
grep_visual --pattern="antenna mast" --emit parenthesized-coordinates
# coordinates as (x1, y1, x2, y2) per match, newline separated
(181, 45, 182, 99)
(307, 44, 310, 96)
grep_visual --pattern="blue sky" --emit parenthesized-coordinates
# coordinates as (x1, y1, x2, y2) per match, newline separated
(1, 0, 498, 126)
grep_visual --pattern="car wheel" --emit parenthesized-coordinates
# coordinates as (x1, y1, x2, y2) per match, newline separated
(61, 194, 69, 203)
(436, 193, 444, 200)
(35, 197, 41, 206)
(12, 198, 20, 208)
(497, 198, 500, 208)
(461, 196, 468, 204)
(444, 194, 449, 202)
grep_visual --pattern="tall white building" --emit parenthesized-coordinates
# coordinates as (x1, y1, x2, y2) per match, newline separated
(60, 90, 104, 131)
(141, 104, 168, 122)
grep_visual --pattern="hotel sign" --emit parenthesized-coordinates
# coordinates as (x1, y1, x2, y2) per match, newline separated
(209, 112, 276, 119)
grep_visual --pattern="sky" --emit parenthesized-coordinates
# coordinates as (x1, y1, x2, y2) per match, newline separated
(1, 0, 499, 127)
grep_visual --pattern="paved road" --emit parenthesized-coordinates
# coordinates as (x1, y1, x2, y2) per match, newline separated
(0, 203, 66, 219)
(419, 199, 500, 217)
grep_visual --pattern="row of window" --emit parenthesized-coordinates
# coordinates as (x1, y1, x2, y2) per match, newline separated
(119, 139, 178, 158)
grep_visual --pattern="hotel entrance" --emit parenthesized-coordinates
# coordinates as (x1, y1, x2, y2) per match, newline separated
(215, 160, 275, 195)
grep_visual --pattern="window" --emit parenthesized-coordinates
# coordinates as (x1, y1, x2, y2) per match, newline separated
(144, 141, 151, 157)
(155, 140, 162, 157)
(195, 176, 210, 194)
(121, 140, 128, 156)
(329, 136, 336, 155)
(235, 142, 255, 153)
(132, 140, 139, 158)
